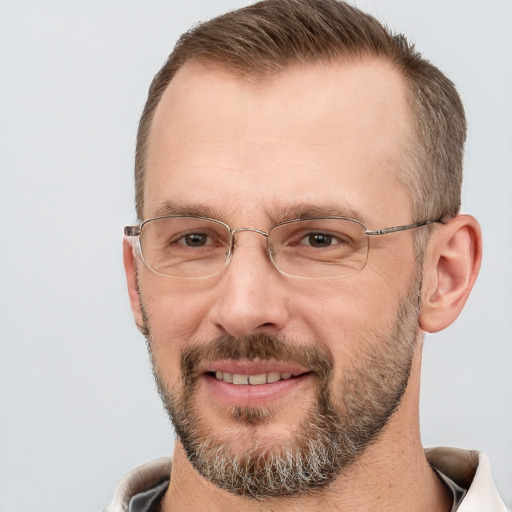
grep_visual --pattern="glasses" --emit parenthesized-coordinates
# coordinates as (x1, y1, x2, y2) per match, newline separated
(124, 215, 440, 279)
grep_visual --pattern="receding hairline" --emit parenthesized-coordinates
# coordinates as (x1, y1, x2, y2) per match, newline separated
(140, 54, 418, 218)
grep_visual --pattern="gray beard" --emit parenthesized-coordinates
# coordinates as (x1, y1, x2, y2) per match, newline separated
(141, 280, 421, 500)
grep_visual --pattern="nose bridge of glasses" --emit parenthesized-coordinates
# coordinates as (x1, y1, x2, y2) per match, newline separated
(231, 227, 269, 239)
(229, 227, 271, 259)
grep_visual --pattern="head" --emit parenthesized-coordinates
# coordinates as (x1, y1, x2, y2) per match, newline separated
(124, 0, 481, 501)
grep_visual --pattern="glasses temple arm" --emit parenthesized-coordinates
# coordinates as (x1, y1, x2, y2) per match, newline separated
(365, 220, 441, 236)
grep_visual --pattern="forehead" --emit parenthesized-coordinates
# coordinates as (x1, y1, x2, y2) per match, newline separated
(144, 59, 413, 225)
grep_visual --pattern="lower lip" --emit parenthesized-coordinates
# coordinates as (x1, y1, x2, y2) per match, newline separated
(200, 373, 312, 407)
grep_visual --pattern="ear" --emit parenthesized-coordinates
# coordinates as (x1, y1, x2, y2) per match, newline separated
(419, 214, 482, 333)
(123, 236, 144, 330)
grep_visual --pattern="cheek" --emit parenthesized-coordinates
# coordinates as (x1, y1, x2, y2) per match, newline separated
(294, 276, 402, 325)
(148, 295, 208, 340)
(138, 276, 217, 366)
(288, 273, 411, 356)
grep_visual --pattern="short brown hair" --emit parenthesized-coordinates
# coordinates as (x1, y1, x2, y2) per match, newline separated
(134, 0, 466, 223)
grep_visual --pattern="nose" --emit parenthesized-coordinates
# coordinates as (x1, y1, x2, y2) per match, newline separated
(208, 231, 290, 338)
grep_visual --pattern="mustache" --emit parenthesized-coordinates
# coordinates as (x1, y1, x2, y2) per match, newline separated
(180, 334, 334, 383)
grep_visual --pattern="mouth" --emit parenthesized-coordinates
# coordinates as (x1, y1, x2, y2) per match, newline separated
(209, 370, 305, 385)
(198, 361, 313, 407)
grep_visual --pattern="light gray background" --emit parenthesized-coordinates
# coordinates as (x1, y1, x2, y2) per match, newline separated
(1, 1, 510, 510)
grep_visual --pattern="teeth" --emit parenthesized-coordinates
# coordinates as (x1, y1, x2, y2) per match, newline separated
(215, 370, 234, 383)
(233, 374, 249, 385)
(214, 371, 299, 385)
(248, 373, 267, 385)
(267, 372, 281, 383)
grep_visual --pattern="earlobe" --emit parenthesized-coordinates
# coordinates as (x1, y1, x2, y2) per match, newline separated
(123, 236, 144, 330)
(419, 215, 482, 333)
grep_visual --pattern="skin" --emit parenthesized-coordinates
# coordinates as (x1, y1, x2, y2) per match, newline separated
(124, 58, 482, 511)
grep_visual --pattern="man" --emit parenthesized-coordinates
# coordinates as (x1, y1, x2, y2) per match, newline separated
(107, 0, 507, 510)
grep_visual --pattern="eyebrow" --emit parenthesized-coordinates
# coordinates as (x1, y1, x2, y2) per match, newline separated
(264, 203, 366, 225)
(148, 200, 366, 226)
(148, 201, 225, 220)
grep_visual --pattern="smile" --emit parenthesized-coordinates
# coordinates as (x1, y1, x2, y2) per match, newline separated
(213, 370, 298, 385)
(198, 361, 312, 407)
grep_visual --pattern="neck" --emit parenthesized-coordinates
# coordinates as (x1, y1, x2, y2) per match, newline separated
(161, 348, 451, 512)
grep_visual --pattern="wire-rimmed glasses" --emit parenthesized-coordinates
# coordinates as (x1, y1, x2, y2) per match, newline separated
(124, 215, 440, 279)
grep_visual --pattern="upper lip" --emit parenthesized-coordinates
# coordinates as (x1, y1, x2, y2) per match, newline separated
(197, 359, 310, 377)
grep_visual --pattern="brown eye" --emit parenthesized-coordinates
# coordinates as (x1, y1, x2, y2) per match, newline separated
(181, 233, 209, 247)
(306, 233, 334, 247)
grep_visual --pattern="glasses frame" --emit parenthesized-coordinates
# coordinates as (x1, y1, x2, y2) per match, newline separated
(124, 215, 441, 279)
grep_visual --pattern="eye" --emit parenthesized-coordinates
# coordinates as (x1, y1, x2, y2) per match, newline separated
(269, 219, 363, 255)
(299, 231, 351, 249)
(305, 232, 336, 248)
(175, 232, 213, 247)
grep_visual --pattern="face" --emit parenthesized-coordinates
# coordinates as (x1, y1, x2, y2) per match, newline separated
(128, 59, 422, 497)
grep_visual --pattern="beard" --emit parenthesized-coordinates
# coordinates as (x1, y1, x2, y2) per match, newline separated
(140, 277, 421, 500)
